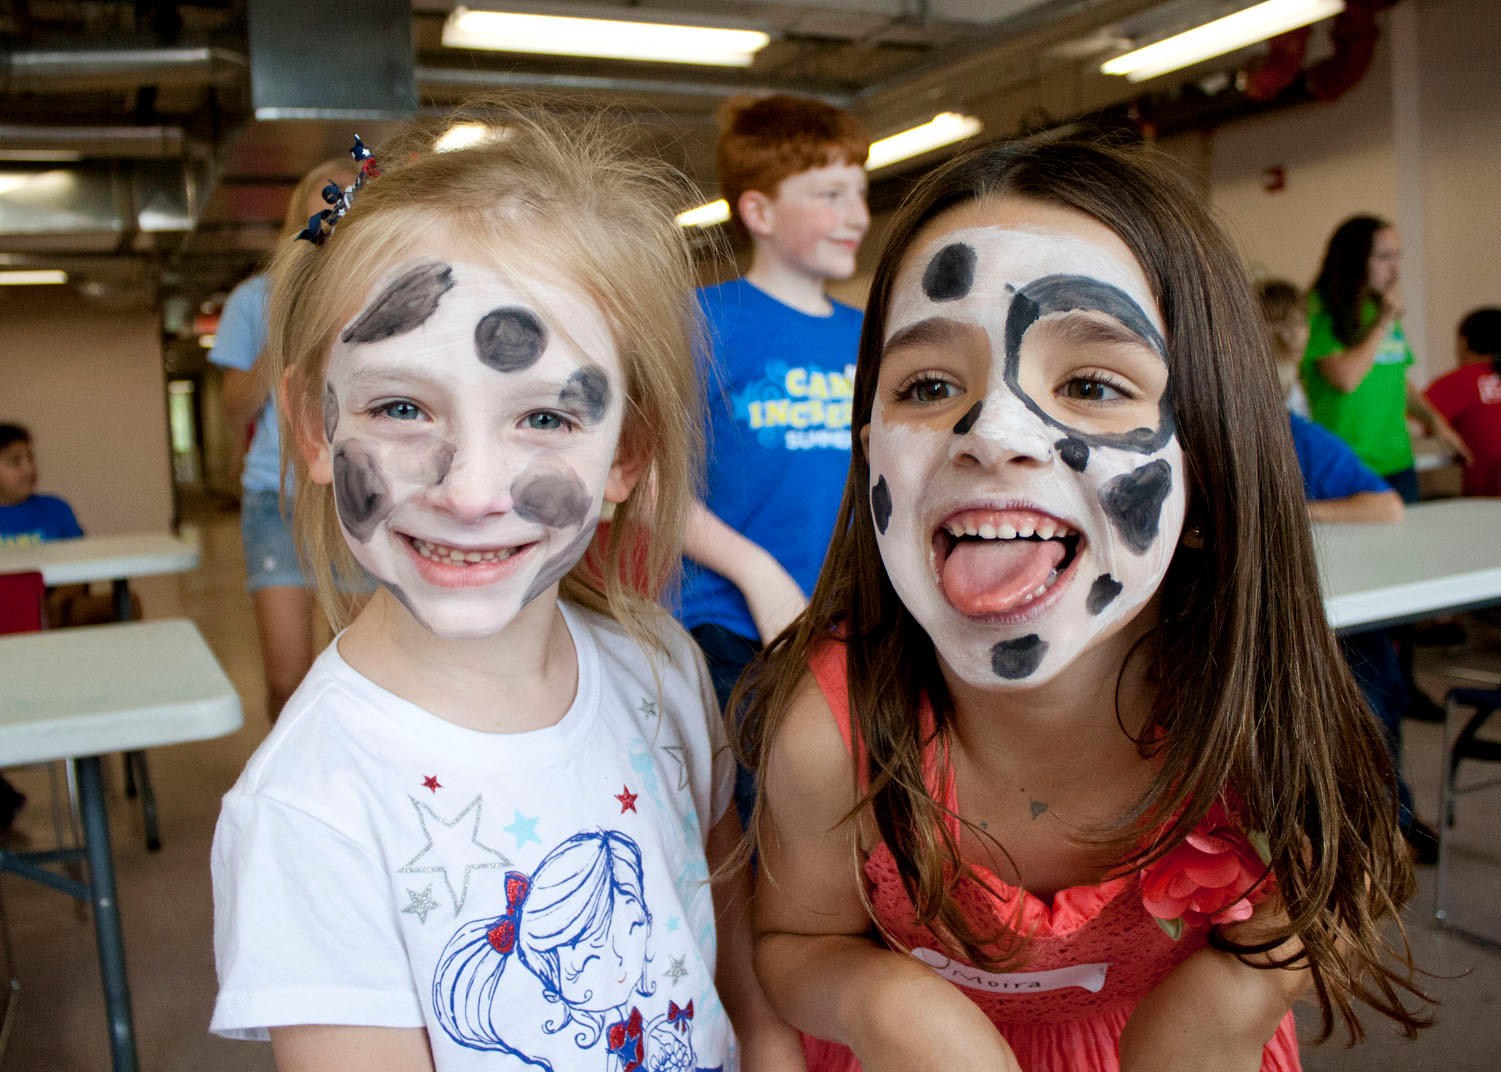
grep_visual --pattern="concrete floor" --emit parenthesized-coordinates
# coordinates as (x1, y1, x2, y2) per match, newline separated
(2, 495, 1499, 1070)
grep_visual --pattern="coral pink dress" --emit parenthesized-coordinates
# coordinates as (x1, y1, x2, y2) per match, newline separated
(801, 643, 1301, 1072)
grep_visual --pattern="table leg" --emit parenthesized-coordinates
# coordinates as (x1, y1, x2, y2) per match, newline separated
(74, 756, 139, 1072)
(127, 752, 160, 852)
(110, 579, 132, 623)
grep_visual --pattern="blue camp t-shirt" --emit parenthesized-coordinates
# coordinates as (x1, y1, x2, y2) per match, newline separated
(1288, 412, 1392, 502)
(681, 279, 863, 639)
(0, 494, 83, 547)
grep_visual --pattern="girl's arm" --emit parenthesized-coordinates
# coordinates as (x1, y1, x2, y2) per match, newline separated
(753, 675, 1021, 1072)
(707, 811, 807, 1071)
(1405, 380, 1475, 465)
(1314, 294, 1400, 393)
(269, 1025, 435, 1072)
(1118, 901, 1307, 1072)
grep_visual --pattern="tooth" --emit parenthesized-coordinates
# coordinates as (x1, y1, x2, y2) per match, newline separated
(945, 521, 964, 537)
(964, 525, 978, 537)
(1037, 522, 1056, 539)
(999, 523, 1017, 539)
(1031, 584, 1047, 598)
(465, 551, 483, 562)
(978, 523, 997, 539)
(1018, 524, 1036, 538)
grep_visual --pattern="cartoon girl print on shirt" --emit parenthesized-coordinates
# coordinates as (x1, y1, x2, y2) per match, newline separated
(433, 829, 718, 1072)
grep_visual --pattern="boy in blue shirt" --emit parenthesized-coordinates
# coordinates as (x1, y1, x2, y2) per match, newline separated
(0, 422, 83, 546)
(683, 97, 870, 741)
(0, 421, 86, 828)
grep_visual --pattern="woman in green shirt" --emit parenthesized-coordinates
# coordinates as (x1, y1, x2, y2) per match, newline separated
(1301, 215, 1469, 502)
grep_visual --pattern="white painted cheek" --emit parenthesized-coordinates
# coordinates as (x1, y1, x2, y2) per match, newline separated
(867, 416, 949, 613)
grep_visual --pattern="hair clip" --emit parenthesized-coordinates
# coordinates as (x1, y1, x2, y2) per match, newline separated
(297, 135, 381, 245)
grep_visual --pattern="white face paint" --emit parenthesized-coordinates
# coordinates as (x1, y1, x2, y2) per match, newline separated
(317, 257, 628, 639)
(866, 201, 1186, 688)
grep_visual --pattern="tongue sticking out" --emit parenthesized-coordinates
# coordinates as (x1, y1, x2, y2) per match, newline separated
(941, 538, 1065, 616)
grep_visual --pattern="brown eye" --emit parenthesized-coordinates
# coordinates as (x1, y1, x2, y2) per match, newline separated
(1062, 377, 1127, 402)
(903, 378, 959, 403)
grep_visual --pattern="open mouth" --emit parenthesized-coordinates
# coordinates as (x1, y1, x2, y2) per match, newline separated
(932, 508, 1081, 617)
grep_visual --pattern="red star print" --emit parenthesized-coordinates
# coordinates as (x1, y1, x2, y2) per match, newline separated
(422, 775, 442, 793)
(615, 785, 638, 813)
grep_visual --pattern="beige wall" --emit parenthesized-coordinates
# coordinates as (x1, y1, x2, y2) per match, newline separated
(0, 286, 173, 534)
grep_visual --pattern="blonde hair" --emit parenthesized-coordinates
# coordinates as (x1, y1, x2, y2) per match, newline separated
(280, 157, 360, 239)
(266, 99, 704, 653)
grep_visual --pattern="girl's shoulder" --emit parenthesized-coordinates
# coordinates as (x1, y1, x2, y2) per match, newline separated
(563, 602, 712, 714)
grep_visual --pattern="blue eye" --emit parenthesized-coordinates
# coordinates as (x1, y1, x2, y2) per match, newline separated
(525, 411, 572, 431)
(377, 400, 423, 420)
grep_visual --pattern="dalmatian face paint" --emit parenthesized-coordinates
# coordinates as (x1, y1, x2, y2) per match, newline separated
(316, 257, 628, 639)
(866, 199, 1186, 689)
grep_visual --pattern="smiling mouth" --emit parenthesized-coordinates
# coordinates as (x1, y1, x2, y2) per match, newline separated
(408, 536, 526, 565)
(932, 508, 1081, 616)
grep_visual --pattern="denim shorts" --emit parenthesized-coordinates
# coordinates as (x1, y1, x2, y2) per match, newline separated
(240, 489, 311, 593)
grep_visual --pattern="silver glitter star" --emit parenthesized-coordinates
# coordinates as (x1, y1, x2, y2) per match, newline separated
(664, 954, 688, 983)
(399, 795, 511, 917)
(401, 884, 441, 925)
(639, 698, 658, 719)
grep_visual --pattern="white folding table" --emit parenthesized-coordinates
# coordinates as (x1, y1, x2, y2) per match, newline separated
(0, 530, 201, 849)
(0, 619, 241, 1072)
(1314, 498, 1501, 633)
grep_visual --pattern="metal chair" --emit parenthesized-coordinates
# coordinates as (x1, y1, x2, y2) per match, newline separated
(1435, 685, 1501, 943)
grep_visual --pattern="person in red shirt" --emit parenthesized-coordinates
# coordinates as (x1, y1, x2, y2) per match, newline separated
(1425, 307, 1501, 496)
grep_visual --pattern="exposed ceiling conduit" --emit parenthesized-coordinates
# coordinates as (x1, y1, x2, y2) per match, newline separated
(0, 46, 246, 93)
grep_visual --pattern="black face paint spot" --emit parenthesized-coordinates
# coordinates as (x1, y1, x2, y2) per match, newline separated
(475, 307, 547, 372)
(1002, 274, 1175, 453)
(332, 443, 392, 543)
(922, 242, 977, 302)
(422, 442, 455, 487)
(871, 475, 892, 534)
(1086, 574, 1122, 615)
(1099, 459, 1173, 554)
(1056, 437, 1089, 472)
(991, 635, 1047, 679)
(340, 261, 455, 344)
(558, 365, 611, 425)
(512, 469, 590, 528)
(952, 402, 983, 436)
(323, 384, 339, 442)
(521, 520, 599, 606)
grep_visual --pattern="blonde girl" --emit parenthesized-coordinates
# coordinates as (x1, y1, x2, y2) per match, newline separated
(210, 103, 796, 1072)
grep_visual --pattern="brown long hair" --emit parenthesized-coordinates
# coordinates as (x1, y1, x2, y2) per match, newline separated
(737, 137, 1426, 1041)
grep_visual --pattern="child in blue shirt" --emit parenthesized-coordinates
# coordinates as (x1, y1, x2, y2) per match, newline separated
(0, 422, 83, 546)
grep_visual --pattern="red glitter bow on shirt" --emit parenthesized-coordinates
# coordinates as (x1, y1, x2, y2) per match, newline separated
(667, 999, 694, 1032)
(485, 872, 530, 954)
(607, 1007, 644, 1071)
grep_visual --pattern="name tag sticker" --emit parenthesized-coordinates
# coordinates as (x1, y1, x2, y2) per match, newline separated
(911, 947, 1109, 994)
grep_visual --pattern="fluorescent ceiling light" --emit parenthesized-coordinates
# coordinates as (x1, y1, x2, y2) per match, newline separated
(434, 122, 493, 153)
(677, 112, 983, 228)
(0, 270, 67, 285)
(865, 112, 983, 172)
(442, 7, 771, 67)
(676, 200, 731, 229)
(1102, 0, 1344, 83)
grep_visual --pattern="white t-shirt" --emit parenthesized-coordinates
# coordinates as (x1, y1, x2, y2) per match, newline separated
(212, 602, 736, 1072)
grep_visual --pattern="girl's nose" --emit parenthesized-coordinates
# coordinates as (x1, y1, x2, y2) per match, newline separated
(947, 386, 1055, 470)
(427, 436, 516, 521)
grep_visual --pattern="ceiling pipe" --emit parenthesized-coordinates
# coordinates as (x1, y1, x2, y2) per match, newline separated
(0, 124, 184, 158)
(0, 45, 246, 93)
(413, 64, 852, 108)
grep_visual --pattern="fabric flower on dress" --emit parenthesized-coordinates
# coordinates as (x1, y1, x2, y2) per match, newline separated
(1139, 798, 1274, 940)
